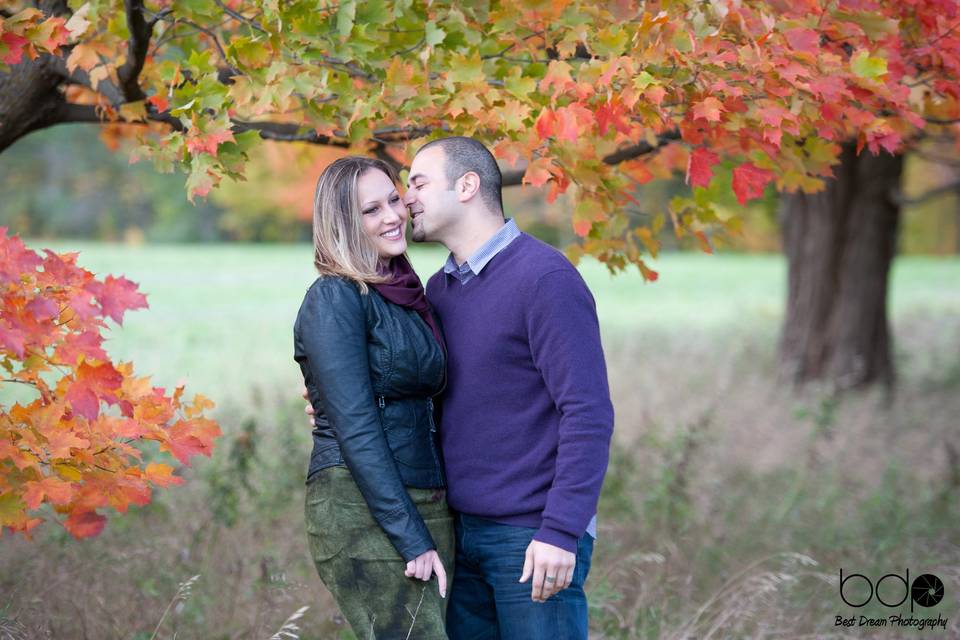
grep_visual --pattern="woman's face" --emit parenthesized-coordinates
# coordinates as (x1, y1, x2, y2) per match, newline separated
(358, 169, 408, 261)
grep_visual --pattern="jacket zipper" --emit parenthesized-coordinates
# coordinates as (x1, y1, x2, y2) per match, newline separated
(427, 397, 443, 484)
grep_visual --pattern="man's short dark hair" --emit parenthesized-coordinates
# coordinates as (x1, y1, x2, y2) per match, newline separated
(419, 136, 504, 214)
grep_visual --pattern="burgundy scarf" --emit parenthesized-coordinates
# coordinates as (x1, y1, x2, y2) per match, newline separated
(372, 256, 446, 352)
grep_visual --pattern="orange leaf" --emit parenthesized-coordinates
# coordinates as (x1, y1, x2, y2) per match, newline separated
(147, 93, 170, 113)
(161, 418, 221, 465)
(63, 510, 106, 538)
(145, 462, 184, 488)
(535, 108, 556, 139)
(692, 96, 724, 122)
(523, 158, 555, 188)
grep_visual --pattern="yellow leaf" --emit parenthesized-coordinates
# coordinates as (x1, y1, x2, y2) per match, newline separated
(119, 101, 147, 122)
(66, 43, 101, 74)
(53, 462, 83, 482)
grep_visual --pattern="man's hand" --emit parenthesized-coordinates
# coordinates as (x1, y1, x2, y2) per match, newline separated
(405, 549, 448, 598)
(518, 539, 575, 602)
(302, 386, 314, 426)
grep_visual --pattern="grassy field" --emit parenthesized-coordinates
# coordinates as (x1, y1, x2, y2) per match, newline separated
(22, 241, 960, 409)
(2, 241, 960, 639)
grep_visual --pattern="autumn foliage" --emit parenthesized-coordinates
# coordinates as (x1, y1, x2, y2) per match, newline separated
(0, 230, 220, 539)
(4, 0, 960, 275)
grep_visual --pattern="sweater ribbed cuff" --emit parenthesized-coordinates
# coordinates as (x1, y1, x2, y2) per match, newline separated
(533, 525, 578, 553)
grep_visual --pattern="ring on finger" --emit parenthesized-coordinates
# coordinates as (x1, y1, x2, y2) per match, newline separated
(545, 576, 557, 583)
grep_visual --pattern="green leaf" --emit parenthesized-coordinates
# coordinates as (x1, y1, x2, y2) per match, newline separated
(357, 0, 390, 26)
(170, 98, 197, 116)
(186, 49, 215, 75)
(504, 67, 536, 99)
(851, 50, 887, 79)
(0, 493, 25, 527)
(425, 21, 447, 47)
(633, 70, 656, 90)
(337, 0, 356, 38)
(834, 11, 899, 40)
(593, 25, 628, 58)
(671, 28, 693, 53)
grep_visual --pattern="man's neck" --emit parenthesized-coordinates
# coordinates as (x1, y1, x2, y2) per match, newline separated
(448, 217, 506, 266)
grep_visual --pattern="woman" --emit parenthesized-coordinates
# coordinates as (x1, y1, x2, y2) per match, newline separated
(294, 156, 452, 639)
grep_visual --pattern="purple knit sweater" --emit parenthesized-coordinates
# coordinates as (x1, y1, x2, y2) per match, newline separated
(426, 233, 614, 552)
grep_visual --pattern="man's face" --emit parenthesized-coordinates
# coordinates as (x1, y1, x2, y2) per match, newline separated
(403, 145, 458, 244)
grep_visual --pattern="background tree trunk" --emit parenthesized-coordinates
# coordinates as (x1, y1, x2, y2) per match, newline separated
(780, 142, 903, 390)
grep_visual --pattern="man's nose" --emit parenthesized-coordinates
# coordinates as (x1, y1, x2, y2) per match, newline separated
(402, 190, 415, 206)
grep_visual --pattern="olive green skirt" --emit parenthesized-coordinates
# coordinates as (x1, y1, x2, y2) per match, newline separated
(304, 465, 454, 639)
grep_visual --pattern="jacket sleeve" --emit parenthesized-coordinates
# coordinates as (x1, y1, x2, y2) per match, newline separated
(295, 278, 436, 561)
(525, 268, 614, 553)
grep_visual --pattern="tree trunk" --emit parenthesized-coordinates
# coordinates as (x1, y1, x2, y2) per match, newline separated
(780, 142, 902, 390)
(0, 57, 68, 152)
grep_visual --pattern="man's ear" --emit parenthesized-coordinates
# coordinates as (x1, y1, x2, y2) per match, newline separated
(456, 171, 481, 203)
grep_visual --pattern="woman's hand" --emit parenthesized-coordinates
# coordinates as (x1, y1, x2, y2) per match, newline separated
(405, 549, 447, 598)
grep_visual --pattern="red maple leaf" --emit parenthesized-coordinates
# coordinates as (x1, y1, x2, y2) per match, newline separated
(732, 162, 775, 205)
(686, 147, 720, 188)
(24, 297, 59, 323)
(146, 93, 170, 113)
(595, 99, 631, 136)
(161, 418, 221, 465)
(64, 361, 124, 420)
(63, 510, 106, 538)
(85, 275, 148, 324)
(54, 330, 108, 366)
(1, 32, 30, 65)
(785, 28, 819, 54)
(186, 130, 235, 156)
(0, 228, 42, 283)
(0, 322, 27, 357)
(536, 108, 556, 139)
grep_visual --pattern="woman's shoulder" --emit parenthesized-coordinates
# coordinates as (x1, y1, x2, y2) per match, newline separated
(296, 276, 368, 327)
(303, 274, 363, 301)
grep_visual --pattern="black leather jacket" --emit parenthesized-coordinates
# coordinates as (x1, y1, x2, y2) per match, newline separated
(294, 276, 446, 561)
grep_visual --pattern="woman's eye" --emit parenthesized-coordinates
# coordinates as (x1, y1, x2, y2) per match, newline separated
(363, 207, 377, 215)
(390, 195, 401, 203)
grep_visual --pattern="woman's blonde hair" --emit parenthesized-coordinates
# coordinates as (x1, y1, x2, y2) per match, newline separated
(311, 156, 399, 293)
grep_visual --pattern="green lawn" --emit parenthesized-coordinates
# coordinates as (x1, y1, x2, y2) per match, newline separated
(23, 240, 960, 410)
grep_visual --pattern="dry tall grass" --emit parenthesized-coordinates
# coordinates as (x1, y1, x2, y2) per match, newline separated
(2, 313, 958, 639)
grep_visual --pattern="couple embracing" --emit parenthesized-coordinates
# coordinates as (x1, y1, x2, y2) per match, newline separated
(294, 136, 614, 639)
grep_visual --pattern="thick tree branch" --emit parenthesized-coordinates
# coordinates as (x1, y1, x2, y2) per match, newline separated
(895, 180, 960, 206)
(501, 129, 682, 186)
(46, 57, 127, 105)
(54, 102, 186, 132)
(117, 0, 153, 102)
(230, 120, 349, 146)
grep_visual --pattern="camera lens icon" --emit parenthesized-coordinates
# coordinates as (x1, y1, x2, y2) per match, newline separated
(911, 574, 945, 608)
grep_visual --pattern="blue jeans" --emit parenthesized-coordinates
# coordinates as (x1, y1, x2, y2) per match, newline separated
(447, 514, 594, 640)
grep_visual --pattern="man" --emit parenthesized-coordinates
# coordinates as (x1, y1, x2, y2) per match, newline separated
(403, 136, 613, 639)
